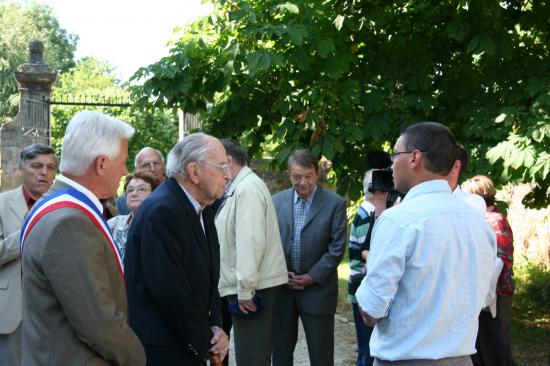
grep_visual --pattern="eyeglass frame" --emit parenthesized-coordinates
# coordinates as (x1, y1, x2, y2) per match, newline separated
(126, 186, 151, 195)
(389, 150, 426, 163)
(202, 160, 230, 174)
(138, 161, 163, 170)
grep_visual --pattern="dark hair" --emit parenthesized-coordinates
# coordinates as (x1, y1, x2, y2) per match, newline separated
(287, 149, 319, 172)
(124, 170, 161, 192)
(456, 144, 468, 179)
(220, 139, 248, 166)
(401, 122, 457, 176)
(19, 144, 57, 169)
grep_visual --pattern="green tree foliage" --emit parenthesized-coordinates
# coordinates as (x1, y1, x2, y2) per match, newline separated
(52, 57, 178, 171)
(131, 0, 550, 206)
(0, 0, 77, 121)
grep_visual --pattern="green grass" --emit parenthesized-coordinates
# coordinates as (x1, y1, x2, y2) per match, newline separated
(336, 258, 550, 366)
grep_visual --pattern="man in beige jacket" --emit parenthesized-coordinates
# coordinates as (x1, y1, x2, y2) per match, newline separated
(0, 144, 57, 365)
(215, 139, 287, 366)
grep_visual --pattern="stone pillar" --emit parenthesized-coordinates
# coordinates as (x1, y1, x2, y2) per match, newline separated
(0, 40, 56, 190)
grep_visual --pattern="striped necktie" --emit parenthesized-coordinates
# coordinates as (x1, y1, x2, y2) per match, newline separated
(291, 197, 307, 273)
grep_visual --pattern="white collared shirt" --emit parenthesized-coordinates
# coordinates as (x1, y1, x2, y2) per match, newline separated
(56, 175, 103, 213)
(356, 179, 496, 361)
(453, 186, 486, 216)
(177, 182, 205, 231)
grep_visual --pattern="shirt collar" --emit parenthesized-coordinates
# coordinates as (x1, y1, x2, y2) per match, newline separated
(21, 186, 37, 210)
(293, 185, 318, 205)
(56, 175, 103, 213)
(403, 179, 452, 202)
(177, 182, 204, 215)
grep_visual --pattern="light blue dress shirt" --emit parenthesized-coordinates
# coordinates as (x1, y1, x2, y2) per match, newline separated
(356, 179, 496, 361)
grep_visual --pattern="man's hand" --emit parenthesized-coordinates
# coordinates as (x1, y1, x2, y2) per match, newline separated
(209, 326, 229, 361)
(285, 272, 315, 290)
(238, 299, 257, 314)
(358, 306, 381, 327)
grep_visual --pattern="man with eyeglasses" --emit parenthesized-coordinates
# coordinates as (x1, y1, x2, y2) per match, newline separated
(125, 133, 230, 365)
(355, 122, 496, 366)
(271, 149, 347, 366)
(116, 147, 166, 215)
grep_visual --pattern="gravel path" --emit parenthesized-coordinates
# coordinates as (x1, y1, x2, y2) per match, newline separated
(227, 313, 357, 366)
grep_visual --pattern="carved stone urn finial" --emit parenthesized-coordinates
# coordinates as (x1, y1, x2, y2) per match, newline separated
(29, 40, 45, 64)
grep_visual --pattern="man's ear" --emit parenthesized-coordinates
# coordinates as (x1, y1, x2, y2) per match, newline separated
(187, 162, 201, 184)
(410, 150, 423, 168)
(94, 155, 108, 176)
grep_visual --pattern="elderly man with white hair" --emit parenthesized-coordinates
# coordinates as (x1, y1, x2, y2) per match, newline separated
(125, 132, 230, 365)
(20, 111, 146, 365)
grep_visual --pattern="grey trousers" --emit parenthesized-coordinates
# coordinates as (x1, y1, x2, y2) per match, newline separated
(374, 356, 473, 366)
(230, 286, 280, 366)
(272, 291, 334, 366)
(0, 324, 21, 366)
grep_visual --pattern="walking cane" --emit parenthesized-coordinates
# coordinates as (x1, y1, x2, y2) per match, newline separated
(209, 353, 222, 366)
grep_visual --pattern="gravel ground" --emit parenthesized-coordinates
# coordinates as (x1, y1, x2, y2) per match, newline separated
(227, 313, 357, 366)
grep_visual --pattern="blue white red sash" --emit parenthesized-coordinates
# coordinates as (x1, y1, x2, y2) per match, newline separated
(20, 188, 124, 281)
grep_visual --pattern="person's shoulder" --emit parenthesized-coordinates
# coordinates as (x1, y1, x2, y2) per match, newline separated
(0, 186, 22, 200)
(272, 188, 292, 200)
(317, 186, 344, 204)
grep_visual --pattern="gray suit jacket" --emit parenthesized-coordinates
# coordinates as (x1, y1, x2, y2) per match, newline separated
(272, 186, 347, 314)
(21, 179, 145, 366)
(0, 187, 27, 334)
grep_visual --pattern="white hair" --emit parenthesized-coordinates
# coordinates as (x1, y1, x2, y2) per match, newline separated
(166, 133, 215, 178)
(363, 169, 375, 198)
(59, 111, 134, 176)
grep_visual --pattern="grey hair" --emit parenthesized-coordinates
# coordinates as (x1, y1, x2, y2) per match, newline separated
(59, 111, 134, 176)
(166, 133, 215, 178)
(134, 147, 165, 167)
(363, 169, 375, 198)
(19, 144, 57, 169)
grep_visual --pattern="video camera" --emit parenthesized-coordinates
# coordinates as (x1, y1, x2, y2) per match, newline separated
(366, 152, 402, 208)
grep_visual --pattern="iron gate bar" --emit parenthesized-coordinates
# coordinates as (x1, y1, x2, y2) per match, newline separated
(47, 100, 131, 107)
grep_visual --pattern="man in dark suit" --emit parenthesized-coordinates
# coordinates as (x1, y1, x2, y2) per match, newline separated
(272, 149, 347, 366)
(20, 111, 145, 365)
(0, 144, 56, 366)
(125, 132, 230, 365)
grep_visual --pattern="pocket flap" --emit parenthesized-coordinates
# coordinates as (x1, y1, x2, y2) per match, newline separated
(0, 279, 9, 290)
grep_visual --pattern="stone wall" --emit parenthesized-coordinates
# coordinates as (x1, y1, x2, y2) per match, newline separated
(0, 40, 56, 191)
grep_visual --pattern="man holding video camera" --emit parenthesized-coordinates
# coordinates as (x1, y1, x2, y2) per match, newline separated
(347, 153, 400, 366)
(356, 122, 496, 366)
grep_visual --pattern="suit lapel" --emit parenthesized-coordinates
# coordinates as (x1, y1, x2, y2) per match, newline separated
(303, 187, 324, 229)
(9, 189, 27, 222)
(167, 178, 210, 261)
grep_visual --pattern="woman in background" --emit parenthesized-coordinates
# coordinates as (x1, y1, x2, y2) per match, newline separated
(108, 170, 160, 263)
(462, 175, 514, 366)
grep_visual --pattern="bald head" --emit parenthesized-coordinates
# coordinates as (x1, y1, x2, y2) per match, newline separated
(135, 147, 165, 180)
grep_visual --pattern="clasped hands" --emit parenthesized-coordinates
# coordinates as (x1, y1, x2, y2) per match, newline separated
(285, 271, 314, 290)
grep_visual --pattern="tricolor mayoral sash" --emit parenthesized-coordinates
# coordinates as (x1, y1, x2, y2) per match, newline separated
(20, 188, 124, 281)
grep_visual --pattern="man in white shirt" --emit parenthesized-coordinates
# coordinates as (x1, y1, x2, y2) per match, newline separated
(356, 122, 496, 366)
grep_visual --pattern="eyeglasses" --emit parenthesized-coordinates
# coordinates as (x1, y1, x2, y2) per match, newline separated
(126, 186, 151, 195)
(389, 150, 426, 163)
(203, 160, 230, 174)
(139, 161, 163, 170)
